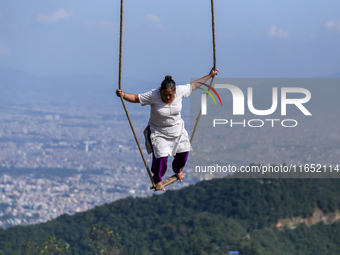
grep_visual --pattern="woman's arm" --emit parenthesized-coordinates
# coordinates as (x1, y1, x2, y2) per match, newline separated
(116, 89, 140, 103)
(190, 68, 219, 91)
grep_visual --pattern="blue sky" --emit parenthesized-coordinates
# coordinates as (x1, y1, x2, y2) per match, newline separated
(0, 0, 340, 85)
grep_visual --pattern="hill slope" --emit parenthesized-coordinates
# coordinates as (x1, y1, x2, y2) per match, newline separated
(1, 178, 340, 254)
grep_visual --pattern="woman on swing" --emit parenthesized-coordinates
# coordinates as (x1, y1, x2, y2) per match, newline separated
(116, 68, 218, 191)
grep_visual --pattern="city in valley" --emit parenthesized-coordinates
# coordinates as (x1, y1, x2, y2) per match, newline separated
(0, 104, 194, 229)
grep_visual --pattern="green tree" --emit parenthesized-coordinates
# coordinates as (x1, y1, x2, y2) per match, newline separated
(88, 224, 122, 255)
(23, 235, 70, 255)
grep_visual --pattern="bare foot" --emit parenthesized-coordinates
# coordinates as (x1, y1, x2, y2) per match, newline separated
(155, 182, 165, 191)
(175, 172, 186, 182)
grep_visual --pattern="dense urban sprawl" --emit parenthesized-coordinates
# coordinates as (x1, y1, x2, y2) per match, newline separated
(0, 105, 193, 228)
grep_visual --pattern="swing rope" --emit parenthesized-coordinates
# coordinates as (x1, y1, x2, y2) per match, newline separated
(118, 0, 155, 188)
(118, 0, 216, 191)
(191, 0, 217, 144)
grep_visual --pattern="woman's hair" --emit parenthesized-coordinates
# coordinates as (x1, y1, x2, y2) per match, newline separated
(160, 75, 176, 91)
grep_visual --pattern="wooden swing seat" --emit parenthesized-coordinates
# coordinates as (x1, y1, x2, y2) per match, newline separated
(150, 174, 181, 191)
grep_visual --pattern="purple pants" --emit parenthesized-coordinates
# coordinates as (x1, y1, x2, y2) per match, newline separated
(147, 126, 189, 183)
(151, 151, 189, 184)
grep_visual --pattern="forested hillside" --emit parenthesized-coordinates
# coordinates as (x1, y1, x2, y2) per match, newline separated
(1, 178, 340, 254)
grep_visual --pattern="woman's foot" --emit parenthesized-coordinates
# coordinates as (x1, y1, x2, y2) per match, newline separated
(155, 182, 165, 191)
(175, 172, 186, 182)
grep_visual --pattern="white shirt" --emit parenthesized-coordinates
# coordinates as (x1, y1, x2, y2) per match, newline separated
(138, 84, 192, 158)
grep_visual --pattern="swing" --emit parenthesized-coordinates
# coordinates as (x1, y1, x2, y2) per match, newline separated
(117, 0, 217, 191)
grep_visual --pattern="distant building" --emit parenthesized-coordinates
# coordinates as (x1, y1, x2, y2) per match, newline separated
(83, 141, 97, 153)
(45, 115, 53, 120)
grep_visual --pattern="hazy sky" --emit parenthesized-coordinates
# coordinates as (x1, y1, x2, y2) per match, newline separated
(0, 0, 340, 84)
